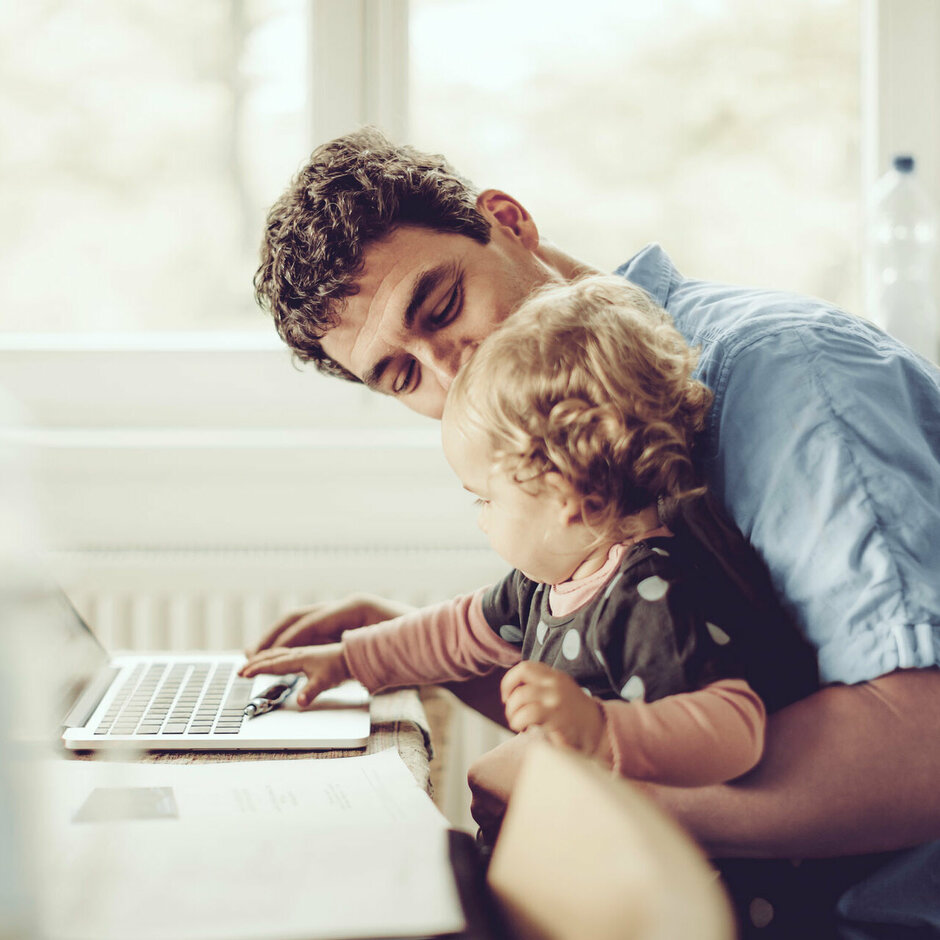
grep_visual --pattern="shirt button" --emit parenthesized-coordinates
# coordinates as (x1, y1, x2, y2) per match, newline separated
(749, 897, 774, 928)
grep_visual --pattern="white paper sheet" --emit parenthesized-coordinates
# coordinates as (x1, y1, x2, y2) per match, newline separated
(38, 748, 449, 828)
(33, 750, 465, 940)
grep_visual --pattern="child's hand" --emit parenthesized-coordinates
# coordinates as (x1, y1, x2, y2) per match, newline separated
(239, 643, 351, 708)
(501, 661, 605, 757)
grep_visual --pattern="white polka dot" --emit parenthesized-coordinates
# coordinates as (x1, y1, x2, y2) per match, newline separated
(620, 675, 645, 701)
(593, 648, 607, 668)
(561, 629, 581, 660)
(499, 624, 523, 644)
(637, 576, 669, 601)
(651, 547, 670, 557)
(536, 620, 548, 645)
(749, 898, 774, 929)
(706, 622, 732, 646)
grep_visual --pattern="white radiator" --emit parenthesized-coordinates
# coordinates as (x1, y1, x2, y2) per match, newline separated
(53, 546, 507, 651)
(69, 589, 298, 652)
(52, 546, 511, 830)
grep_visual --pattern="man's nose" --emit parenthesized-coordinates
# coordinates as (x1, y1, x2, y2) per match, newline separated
(423, 340, 479, 390)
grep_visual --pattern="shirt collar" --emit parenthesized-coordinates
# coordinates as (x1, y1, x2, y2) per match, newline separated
(613, 243, 681, 308)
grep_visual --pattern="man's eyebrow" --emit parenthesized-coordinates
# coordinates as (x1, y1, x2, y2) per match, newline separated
(404, 262, 456, 330)
(362, 355, 393, 392)
(361, 263, 457, 391)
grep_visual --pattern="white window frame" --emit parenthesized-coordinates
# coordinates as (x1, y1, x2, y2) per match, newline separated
(0, 0, 935, 553)
(862, 0, 940, 316)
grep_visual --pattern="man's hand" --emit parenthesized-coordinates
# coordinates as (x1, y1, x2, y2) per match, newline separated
(246, 594, 415, 656)
(239, 643, 351, 708)
(501, 661, 605, 756)
(468, 729, 544, 846)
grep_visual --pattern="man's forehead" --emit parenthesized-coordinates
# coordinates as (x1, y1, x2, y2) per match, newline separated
(320, 242, 411, 376)
(324, 229, 462, 375)
(320, 295, 387, 381)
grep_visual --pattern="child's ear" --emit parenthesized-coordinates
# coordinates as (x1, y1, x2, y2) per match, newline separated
(542, 472, 583, 527)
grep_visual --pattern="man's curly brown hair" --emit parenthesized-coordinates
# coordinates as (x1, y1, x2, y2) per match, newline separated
(254, 127, 491, 381)
(446, 275, 713, 544)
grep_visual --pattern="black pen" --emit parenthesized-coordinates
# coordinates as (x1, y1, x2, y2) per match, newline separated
(243, 674, 301, 718)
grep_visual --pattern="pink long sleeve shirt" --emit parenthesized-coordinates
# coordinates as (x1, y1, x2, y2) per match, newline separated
(342, 540, 767, 787)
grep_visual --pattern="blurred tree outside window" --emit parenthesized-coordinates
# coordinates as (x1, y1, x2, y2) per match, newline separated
(0, 0, 308, 333)
(410, 0, 861, 313)
(1, 0, 862, 335)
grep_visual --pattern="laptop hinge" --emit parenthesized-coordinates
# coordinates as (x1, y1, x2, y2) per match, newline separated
(62, 665, 121, 730)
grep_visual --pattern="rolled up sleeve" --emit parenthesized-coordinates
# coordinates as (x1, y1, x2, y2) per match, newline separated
(703, 315, 940, 684)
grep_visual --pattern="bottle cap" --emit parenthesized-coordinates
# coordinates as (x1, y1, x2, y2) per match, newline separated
(893, 154, 915, 173)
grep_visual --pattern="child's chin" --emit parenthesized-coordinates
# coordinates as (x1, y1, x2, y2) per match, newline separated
(519, 567, 552, 585)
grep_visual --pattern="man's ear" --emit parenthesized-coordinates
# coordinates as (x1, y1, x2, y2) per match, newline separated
(476, 189, 540, 251)
(541, 472, 583, 527)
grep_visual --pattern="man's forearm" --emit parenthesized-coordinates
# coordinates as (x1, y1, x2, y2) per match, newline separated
(638, 667, 940, 858)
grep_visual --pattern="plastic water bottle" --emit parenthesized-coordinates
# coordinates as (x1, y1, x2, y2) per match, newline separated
(869, 154, 939, 362)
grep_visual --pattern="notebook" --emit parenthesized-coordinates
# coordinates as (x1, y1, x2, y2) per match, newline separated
(54, 593, 371, 751)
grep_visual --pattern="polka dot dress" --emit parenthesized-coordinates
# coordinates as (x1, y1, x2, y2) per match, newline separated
(482, 538, 747, 706)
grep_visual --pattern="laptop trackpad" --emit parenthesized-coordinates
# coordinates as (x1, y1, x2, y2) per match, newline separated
(245, 680, 370, 742)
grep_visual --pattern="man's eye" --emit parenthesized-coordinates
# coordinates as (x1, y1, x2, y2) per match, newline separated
(391, 359, 419, 394)
(428, 281, 462, 330)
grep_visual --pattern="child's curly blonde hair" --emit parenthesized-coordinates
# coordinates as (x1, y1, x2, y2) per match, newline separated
(446, 274, 713, 544)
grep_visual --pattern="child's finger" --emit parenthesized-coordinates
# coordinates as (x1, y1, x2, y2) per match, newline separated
(239, 645, 307, 671)
(499, 663, 527, 703)
(296, 678, 328, 708)
(505, 700, 549, 734)
(504, 682, 555, 724)
(500, 660, 553, 702)
(503, 680, 555, 718)
(239, 652, 303, 678)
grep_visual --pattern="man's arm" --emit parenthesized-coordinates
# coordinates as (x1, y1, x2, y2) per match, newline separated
(663, 312, 940, 856)
(468, 668, 940, 855)
(638, 667, 940, 858)
(247, 594, 414, 653)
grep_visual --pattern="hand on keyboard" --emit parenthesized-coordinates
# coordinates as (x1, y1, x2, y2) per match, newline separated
(239, 643, 351, 708)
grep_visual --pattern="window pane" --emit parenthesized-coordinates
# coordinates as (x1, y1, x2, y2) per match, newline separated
(0, 0, 308, 332)
(409, 0, 861, 312)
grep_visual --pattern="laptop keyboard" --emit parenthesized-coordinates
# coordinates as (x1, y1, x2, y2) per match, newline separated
(94, 662, 254, 736)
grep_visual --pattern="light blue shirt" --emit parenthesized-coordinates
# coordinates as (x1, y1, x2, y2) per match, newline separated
(617, 244, 940, 685)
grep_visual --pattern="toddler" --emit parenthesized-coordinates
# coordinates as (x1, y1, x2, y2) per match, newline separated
(241, 275, 817, 785)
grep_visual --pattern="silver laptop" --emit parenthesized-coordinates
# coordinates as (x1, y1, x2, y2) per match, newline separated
(56, 594, 371, 751)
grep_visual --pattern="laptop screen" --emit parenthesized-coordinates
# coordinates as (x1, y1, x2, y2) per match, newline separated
(53, 591, 110, 724)
(3, 579, 109, 738)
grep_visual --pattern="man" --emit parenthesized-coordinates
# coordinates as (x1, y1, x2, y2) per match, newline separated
(253, 127, 940, 936)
